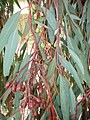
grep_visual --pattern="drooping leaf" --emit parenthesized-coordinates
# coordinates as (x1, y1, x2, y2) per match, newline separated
(13, 92, 21, 119)
(7, 116, 14, 120)
(0, 114, 7, 120)
(13, 62, 19, 75)
(40, 110, 47, 120)
(58, 0, 64, 20)
(54, 94, 63, 119)
(69, 49, 84, 75)
(48, 26, 55, 45)
(3, 28, 18, 76)
(14, 0, 21, 9)
(42, 7, 58, 31)
(26, 111, 32, 120)
(58, 54, 84, 93)
(47, 56, 56, 80)
(60, 75, 70, 120)
(87, 0, 90, 23)
(2, 89, 11, 105)
(0, 12, 20, 53)
(69, 87, 76, 115)
(17, 53, 30, 82)
(9, 0, 14, 13)
(70, 14, 80, 20)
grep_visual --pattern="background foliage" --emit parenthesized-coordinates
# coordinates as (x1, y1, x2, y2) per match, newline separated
(0, 0, 90, 120)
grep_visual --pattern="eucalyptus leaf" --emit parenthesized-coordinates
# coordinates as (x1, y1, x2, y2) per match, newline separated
(69, 49, 84, 75)
(48, 26, 55, 45)
(42, 7, 58, 31)
(3, 28, 18, 76)
(58, 54, 84, 93)
(0, 12, 20, 53)
(47, 56, 56, 80)
(69, 87, 76, 115)
(2, 89, 11, 105)
(60, 75, 70, 120)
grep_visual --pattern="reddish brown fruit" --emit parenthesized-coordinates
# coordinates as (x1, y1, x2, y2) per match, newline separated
(5, 81, 10, 89)
(33, 111, 37, 118)
(21, 86, 25, 92)
(16, 83, 22, 91)
(28, 101, 36, 109)
(35, 97, 42, 105)
(21, 100, 27, 109)
(38, 87, 43, 94)
(11, 84, 16, 93)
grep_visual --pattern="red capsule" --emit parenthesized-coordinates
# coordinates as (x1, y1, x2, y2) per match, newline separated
(35, 97, 42, 105)
(5, 81, 10, 89)
(38, 87, 43, 94)
(11, 84, 16, 93)
(21, 100, 27, 109)
(16, 83, 22, 91)
(28, 101, 36, 109)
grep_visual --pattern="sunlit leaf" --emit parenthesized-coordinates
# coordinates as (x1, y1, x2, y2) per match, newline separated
(3, 28, 18, 76)
(0, 12, 20, 53)
(42, 7, 58, 31)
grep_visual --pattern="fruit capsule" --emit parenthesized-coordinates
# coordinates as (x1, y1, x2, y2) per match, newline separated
(21, 100, 27, 109)
(28, 101, 36, 109)
(16, 83, 22, 91)
(5, 81, 10, 89)
(12, 84, 16, 93)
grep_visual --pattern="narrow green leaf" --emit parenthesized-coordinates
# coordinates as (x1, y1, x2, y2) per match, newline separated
(14, 0, 21, 9)
(40, 110, 47, 120)
(70, 14, 80, 20)
(60, 75, 70, 120)
(69, 49, 84, 74)
(17, 53, 30, 82)
(9, 0, 14, 13)
(54, 96, 63, 119)
(14, 92, 21, 120)
(87, 0, 90, 23)
(2, 89, 11, 105)
(3, 28, 18, 76)
(69, 88, 76, 115)
(47, 56, 56, 80)
(26, 111, 32, 120)
(0, 114, 7, 120)
(7, 116, 14, 120)
(48, 27, 55, 44)
(42, 7, 58, 31)
(0, 12, 20, 53)
(58, 55, 84, 93)
(13, 62, 19, 75)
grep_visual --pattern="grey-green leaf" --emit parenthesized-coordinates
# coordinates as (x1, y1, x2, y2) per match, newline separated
(69, 49, 84, 74)
(87, 0, 90, 23)
(0, 12, 20, 53)
(42, 7, 58, 31)
(3, 28, 18, 76)
(2, 89, 11, 105)
(60, 75, 70, 120)
(47, 56, 56, 80)
(69, 87, 76, 115)
(59, 55, 84, 93)
(48, 27, 55, 44)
